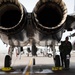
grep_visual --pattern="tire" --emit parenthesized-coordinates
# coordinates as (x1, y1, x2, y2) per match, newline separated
(66, 55, 70, 68)
(66, 59, 70, 68)
(48, 54, 52, 57)
(55, 55, 60, 67)
(4, 55, 11, 67)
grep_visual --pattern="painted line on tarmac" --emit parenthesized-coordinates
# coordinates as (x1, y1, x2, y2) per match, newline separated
(23, 58, 32, 75)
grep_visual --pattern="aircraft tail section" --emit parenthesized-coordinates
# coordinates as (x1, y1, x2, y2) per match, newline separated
(0, 0, 69, 46)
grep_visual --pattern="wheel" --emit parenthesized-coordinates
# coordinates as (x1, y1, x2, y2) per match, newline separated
(66, 59, 70, 68)
(4, 55, 11, 67)
(55, 55, 60, 67)
(65, 55, 70, 68)
(48, 54, 52, 57)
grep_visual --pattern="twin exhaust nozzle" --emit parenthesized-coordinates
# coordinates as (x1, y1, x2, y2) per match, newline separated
(0, 0, 67, 34)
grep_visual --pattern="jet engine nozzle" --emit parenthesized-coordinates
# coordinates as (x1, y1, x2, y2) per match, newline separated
(33, 0, 67, 34)
(0, 0, 27, 35)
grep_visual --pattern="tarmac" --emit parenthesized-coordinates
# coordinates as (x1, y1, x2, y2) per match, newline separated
(0, 51, 75, 75)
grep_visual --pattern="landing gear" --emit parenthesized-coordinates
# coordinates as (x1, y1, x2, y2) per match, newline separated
(33, 58, 35, 65)
(4, 55, 11, 67)
(55, 55, 60, 67)
(51, 40, 61, 67)
(4, 46, 14, 68)
(31, 39, 37, 56)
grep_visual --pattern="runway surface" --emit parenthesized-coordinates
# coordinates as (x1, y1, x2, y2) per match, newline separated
(0, 51, 75, 75)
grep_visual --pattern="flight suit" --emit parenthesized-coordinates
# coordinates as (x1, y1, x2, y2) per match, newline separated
(59, 41, 72, 69)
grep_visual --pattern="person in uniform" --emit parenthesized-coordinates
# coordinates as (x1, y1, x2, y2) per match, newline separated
(59, 36, 72, 69)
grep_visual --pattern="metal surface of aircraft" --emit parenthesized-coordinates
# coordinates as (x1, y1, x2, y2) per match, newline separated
(0, 0, 75, 67)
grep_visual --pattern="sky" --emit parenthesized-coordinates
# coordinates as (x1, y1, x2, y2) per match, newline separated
(0, 0, 75, 53)
(18, 0, 75, 14)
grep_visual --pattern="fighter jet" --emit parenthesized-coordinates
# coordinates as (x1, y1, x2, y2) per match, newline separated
(0, 0, 75, 67)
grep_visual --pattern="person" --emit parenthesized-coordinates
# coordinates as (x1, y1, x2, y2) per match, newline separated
(59, 36, 72, 69)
